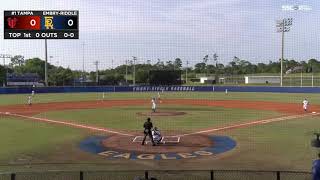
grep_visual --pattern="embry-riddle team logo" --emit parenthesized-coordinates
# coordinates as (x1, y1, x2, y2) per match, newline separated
(7, 17, 18, 28)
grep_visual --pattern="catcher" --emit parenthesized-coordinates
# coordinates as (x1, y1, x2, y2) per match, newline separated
(152, 127, 163, 144)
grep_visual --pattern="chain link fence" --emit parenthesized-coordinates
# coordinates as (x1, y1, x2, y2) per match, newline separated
(0, 170, 311, 180)
(216, 74, 320, 87)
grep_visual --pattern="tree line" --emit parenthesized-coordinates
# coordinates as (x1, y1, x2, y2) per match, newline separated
(1, 54, 319, 86)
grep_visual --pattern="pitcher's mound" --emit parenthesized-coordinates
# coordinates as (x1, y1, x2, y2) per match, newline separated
(137, 111, 187, 116)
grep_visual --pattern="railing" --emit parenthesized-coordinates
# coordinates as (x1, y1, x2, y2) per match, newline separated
(0, 170, 312, 180)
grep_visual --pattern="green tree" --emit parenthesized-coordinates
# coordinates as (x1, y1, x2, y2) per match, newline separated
(174, 58, 182, 70)
(165, 60, 174, 70)
(194, 62, 206, 73)
(48, 67, 74, 86)
(15, 58, 46, 80)
(10, 55, 25, 67)
(155, 59, 165, 70)
(0, 65, 6, 86)
(136, 69, 149, 84)
(307, 59, 320, 73)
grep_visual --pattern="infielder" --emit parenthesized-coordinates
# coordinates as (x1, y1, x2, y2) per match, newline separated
(151, 97, 156, 112)
(27, 95, 32, 106)
(157, 92, 161, 103)
(303, 98, 309, 112)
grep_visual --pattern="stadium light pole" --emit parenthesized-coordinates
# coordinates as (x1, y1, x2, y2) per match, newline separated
(81, 42, 85, 85)
(45, 39, 48, 86)
(276, 18, 293, 87)
(213, 53, 218, 83)
(112, 59, 114, 69)
(132, 56, 137, 86)
(94, 61, 99, 84)
(185, 60, 189, 84)
(125, 60, 128, 84)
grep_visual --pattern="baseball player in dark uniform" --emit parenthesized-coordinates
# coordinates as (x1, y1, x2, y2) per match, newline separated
(142, 117, 155, 146)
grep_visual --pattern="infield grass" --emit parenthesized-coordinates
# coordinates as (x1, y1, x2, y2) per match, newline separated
(35, 105, 281, 131)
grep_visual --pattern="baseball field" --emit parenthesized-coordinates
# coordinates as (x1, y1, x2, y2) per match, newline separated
(0, 91, 319, 172)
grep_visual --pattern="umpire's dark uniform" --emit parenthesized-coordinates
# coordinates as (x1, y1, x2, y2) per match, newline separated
(142, 118, 155, 146)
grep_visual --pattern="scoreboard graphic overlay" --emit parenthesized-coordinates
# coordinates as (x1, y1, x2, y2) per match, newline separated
(4, 10, 78, 39)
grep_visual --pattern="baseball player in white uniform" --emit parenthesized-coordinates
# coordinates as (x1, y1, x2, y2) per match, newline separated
(152, 127, 163, 144)
(28, 95, 32, 106)
(157, 92, 162, 103)
(151, 98, 156, 112)
(303, 98, 309, 112)
(31, 90, 35, 97)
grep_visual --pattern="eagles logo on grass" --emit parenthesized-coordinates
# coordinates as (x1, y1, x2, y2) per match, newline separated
(79, 135, 237, 160)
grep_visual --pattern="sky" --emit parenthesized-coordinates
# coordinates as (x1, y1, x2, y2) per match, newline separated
(0, 0, 319, 71)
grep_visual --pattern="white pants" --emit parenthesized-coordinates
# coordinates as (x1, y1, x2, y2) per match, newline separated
(303, 105, 308, 110)
(152, 104, 156, 110)
(152, 130, 162, 142)
(153, 135, 162, 142)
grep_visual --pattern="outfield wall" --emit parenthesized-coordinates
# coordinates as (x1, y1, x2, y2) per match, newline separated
(0, 86, 319, 94)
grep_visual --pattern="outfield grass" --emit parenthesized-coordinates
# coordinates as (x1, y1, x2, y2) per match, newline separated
(0, 91, 317, 106)
(35, 105, 280, 131)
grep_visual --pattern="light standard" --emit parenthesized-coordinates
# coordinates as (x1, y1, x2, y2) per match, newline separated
(93, 61, 99, 84)
(213, 53, 218, 84)
(81, 42, 85, 85)
(185, 60, 189, 84)
(276, 18, 293, 87)
(125, 60, 128, 84)
(132, 56, 137, 86)
(45, 39, 48, 86)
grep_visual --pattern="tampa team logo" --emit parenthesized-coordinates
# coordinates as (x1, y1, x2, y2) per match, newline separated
(7, 17, 18, 28)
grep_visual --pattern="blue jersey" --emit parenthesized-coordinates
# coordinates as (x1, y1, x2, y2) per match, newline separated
(312, 159, 320, 180)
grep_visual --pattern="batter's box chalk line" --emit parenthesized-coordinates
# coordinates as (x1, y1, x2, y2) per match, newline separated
(132, 136, 180, 144)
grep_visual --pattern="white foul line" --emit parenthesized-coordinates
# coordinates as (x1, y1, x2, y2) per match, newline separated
(174, 113, 319, 137)
(0, 112, 134, 137)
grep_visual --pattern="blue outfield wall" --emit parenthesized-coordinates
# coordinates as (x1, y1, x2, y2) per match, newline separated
(0, 86, 319, 94)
